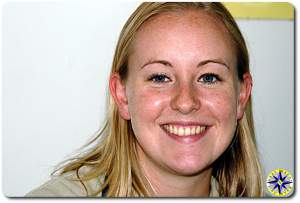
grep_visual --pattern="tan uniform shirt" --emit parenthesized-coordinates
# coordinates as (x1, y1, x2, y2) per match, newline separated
(26, 172, 219, 197)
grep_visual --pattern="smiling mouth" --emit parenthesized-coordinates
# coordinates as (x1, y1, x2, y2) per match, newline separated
(162, 124, 207, 136)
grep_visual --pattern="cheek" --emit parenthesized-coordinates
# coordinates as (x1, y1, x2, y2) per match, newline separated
(202, 88, 238, 153)
(127, 86, 169, 123)
(202, 88, 238, 122)
(127, 87, 170, 154)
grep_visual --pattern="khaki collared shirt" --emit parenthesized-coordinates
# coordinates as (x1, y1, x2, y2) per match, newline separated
(26, 172, 219, 197)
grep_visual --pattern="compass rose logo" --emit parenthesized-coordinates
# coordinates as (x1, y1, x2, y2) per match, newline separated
(266, 169, 293, 197)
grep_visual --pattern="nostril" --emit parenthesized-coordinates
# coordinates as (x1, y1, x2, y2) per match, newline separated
(170, 87, 200, 114)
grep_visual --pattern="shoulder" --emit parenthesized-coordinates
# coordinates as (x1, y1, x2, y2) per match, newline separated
(26, 167, 104, 197)
(209, 176, 220, 197)
(26, 175, 86, 197)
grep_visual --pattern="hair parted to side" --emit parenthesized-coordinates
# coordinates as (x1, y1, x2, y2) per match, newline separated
(53, 2, 263, 197)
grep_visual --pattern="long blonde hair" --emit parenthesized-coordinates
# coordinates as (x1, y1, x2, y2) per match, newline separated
(54, 2, 263, 197)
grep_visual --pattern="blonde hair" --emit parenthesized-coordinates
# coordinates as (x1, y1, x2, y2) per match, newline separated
(54, 2, 263, 197)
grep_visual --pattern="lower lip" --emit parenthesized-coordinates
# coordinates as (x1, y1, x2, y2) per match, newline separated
(162, 127, 209, 144)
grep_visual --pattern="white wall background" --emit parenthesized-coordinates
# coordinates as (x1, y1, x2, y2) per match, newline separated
(2, 1, 294, 196)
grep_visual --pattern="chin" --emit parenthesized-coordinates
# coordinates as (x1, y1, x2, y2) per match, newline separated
(168, 158, 212, 176)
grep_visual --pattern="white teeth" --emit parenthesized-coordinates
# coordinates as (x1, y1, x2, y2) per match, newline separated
(178, 127, 184, 136)
(191, 127, 195, 135)
(174, 126, 178, 134)
(196, 126, 200, 134)
(163, 124, 206, 136)
(185, 127, 190, 136)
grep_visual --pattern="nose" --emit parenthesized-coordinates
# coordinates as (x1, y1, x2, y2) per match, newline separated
(170, 82, 200, 114)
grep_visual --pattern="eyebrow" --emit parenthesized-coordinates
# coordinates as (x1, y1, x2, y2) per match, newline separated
(140, 58, 230, 70)
(140, 59, 172, 69)
(197, 59, 230, 69)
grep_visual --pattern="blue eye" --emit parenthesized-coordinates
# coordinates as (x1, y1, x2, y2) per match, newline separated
(148, 73, 171, 83)
(199, 73, 220, 84)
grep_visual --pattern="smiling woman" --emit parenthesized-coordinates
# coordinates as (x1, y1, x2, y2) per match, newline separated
(26, 2, 263, 197)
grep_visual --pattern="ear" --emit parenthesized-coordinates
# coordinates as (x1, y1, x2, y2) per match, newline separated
(237, 72, 253, 120)
(109, 73, 131, 120)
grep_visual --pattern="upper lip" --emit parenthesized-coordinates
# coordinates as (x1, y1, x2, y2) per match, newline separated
(160, 121, 211, 126)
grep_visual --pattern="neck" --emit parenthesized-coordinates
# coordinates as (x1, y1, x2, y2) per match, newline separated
(138, 150, 213, 197)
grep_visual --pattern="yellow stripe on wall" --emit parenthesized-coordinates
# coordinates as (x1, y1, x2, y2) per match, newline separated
(223, 2, 294, 20)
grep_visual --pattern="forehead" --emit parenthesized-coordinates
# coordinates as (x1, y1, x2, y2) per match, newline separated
(139, 9, 229, 36)
(129, 10, 237, 67)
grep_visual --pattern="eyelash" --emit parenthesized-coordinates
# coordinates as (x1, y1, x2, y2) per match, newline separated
(147, 73, 221, 85)
(147, 73, 171, 83)
(198, 73, 221, 85)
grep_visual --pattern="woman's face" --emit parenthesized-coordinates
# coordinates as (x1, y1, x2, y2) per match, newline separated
(112, 10, 251, 177)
